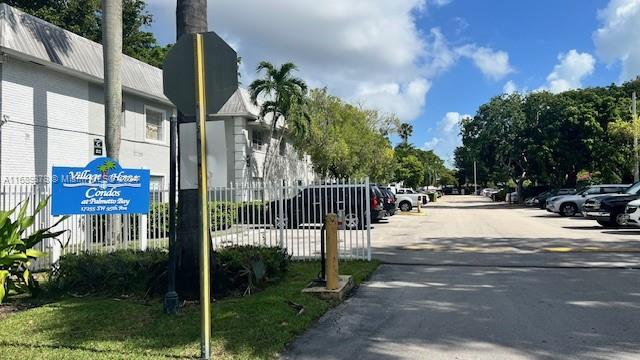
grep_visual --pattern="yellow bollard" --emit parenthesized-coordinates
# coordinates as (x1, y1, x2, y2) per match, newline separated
(325, 213, 339, 290)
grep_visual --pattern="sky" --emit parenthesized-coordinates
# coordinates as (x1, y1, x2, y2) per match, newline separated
(146, 0, 639, 167)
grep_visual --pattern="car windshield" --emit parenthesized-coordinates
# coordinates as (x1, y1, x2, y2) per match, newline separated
(575, 187, 591, 195)
(625, 182, 640, 194)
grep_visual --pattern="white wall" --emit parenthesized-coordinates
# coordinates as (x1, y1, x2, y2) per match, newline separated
(88, 84, 171, 183)
(1, 59, 90, 180)
(0, 58, 171, 185)
(240, 124, 316, 185)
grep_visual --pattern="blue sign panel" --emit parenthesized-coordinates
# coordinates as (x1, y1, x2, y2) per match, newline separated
(52, 158, 150, 215)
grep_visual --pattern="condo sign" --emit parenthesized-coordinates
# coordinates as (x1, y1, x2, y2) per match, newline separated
(52, 158, 150, 215)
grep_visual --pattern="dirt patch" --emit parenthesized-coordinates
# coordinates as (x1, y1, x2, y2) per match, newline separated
(0, 302, 40, 320)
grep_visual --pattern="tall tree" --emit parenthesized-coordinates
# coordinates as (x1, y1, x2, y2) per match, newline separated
(398, 123, 413, 144)
(102, 0, 124, 272)
(175, 0, 208, 300)
(102, 0, 123, 162)
(248, 61, 307, 181)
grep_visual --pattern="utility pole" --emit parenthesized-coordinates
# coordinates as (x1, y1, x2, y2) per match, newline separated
(634, 91, 639, 182)
(473, 160, 477, 195)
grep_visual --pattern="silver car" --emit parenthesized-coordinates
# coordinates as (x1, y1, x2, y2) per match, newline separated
(545, 184, 630, 216)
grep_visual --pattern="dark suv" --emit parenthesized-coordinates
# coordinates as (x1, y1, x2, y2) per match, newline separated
(379, 187, 397, 216)
(269, 184, 384, 230)
(583, 182, 640, 227)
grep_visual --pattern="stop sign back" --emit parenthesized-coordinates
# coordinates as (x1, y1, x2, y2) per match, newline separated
(163, 32, 238, 116)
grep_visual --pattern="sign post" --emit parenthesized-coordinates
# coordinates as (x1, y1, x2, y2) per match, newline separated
(194, 33, 211, 360)
(163, 31, 237, 360)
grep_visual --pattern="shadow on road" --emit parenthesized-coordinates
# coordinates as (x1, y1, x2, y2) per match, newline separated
(284, 265, 640, 360)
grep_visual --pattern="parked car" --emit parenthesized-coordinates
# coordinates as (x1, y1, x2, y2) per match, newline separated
(506, 191, 519, 203)
(380, 187, 398, 216)
(583, 182, 640, 227)
(535, 188, 575, 209)
(491, 188, 510, 202)
(393, 187, 428, 212)
(481, 188, 498, 197)
(621, 199, 640, 227)
(268, 184, 384, 229)
(546, 184, 629, 216)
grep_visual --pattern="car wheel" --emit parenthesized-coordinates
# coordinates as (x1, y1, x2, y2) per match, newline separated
(615, 213, 627, 227)
(597, 220, 617, 228)
(399, 201, 412, 212)
(273, 215, 298, 229)
(559, 203, 578, 217)
(344, 212, 360, 230)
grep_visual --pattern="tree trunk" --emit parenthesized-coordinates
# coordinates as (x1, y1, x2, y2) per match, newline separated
(517, 176, 525, 204)
(103, 0, 122, 161)
(261, 109, 279, 182)
(102, 0, 123, 246)
(566, 168, 578, 188)
(176, 0, 208, 300)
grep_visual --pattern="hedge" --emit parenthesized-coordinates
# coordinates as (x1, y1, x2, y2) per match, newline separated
(49, 246, 291, 298)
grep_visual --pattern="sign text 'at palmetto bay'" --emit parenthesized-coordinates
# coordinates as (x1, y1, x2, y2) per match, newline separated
(51, 158, 150, 215)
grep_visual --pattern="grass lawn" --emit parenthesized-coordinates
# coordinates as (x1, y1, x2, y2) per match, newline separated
(0, 260, 379, 360)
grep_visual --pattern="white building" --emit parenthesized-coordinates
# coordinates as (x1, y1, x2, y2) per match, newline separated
(0, 4, 313, 192)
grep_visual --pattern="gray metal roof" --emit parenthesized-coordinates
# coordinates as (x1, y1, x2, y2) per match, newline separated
(0, 4, 257, 117)
(0, 3, 167, 103)
(214, 87, 260, 118)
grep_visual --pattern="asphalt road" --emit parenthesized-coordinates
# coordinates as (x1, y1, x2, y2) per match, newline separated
(282, 195, 640, 360)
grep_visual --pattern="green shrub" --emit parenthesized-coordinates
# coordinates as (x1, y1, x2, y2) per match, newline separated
(209, 201, 238, 230)
(0, 196, 68, 303)
(88, 214, 138, 242)
(50, 249, 168, 297)
(235, 201, 267, 224)
(148, 202, 169, 237)
(217, 245, 291, 296)
(49, 246, 290, 298)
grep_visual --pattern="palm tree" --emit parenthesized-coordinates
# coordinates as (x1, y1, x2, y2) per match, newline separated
(398, 123, 413, 144)
(175, 0, 208, 301)
(102, 0, 122, 161)
(249, 61, 307, 181)
(97, 160, 117, 181)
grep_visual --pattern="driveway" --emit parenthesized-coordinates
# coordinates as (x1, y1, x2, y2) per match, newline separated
(283, 196, 640, 360)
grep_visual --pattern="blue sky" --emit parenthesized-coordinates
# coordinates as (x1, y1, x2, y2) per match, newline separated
(146, 0, 637, 166)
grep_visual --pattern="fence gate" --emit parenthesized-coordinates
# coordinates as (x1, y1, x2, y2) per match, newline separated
(0, 178, 372, 270)
(208, 178, 372, 260)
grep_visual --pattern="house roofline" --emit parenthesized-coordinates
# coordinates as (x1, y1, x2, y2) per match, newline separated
(1, 48, 173, 106)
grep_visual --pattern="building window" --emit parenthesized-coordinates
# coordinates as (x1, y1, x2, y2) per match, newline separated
(145, 106, 165, 142)
(279, 140, 286, 156)
(121, 102, 126, 128)
(251, 130, 267, 152)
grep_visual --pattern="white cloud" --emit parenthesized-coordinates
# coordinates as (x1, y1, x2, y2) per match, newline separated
(441, 111, 463, 133)
(503, 80, 518, 94)
(540, 50, 595, 93)
(593, 0, 640, 81)
(423, 137, 441, 149)
(423, 112, 471, 166)
(355, 78, 431, 120)
(147, 1, 512, 121)
(430, 0, 453, 6)
(457, 45, 515, 81)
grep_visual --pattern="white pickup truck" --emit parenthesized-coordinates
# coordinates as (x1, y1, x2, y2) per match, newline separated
(392, 187, 428, 212)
